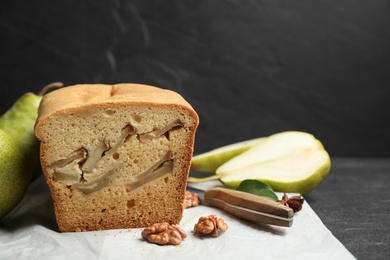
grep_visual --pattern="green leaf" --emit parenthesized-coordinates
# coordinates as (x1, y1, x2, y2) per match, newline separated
(236, 179, 278, 201)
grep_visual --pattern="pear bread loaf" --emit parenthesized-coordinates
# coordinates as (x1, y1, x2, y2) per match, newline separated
(35, 83, 199, 232)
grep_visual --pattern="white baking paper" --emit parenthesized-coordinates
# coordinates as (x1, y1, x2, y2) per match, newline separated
(0, 176, 356, 260)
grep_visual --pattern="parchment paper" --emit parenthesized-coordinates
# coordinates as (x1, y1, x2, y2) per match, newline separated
(0, 176, 356, 260)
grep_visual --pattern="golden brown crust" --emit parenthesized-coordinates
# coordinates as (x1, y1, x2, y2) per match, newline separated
(35, 83, 199, 232)
(35, 83, 197, 136)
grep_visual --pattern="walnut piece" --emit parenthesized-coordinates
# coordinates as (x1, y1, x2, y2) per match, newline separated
(141, 222, 187, 245)
(183, 190, 200, 209)
(194, 215, 228, 237)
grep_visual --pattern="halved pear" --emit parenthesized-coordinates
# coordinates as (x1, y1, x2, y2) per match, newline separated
(191, 137, 265, 173)
(216, 131, 331, 195)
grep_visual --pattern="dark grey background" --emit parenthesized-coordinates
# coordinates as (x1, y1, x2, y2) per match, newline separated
(1, 2, 390, 259)
(1, 0, 389, 157)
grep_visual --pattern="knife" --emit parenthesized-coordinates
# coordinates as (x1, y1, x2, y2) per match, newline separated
(187, 186, 294, 227)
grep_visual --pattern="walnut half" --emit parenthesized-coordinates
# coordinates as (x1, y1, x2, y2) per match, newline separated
(194, 215, 228, 237)
(141, 222, 187, 246)
(183, 190, 200, 209)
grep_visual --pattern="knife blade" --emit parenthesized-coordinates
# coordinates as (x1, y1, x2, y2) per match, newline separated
(187, 186, 294, 227)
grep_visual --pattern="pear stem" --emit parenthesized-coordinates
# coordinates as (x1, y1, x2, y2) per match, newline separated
(187, 175, 223, 183)
(38, 82, 65, 96)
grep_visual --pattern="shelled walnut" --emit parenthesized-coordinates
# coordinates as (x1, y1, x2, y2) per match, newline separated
(141, 222, 187, 246)
(194, 215, 228, 237)
(183, 190, 200, 209)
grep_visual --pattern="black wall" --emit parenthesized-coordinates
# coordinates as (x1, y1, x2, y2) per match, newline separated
(1, 0, 389, 157)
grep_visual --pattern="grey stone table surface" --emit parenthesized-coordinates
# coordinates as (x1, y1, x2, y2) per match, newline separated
(305, 157, 390, 260)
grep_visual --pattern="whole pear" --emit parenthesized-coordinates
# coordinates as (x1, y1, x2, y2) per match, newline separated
(0, 82, 63, 180)
(0, 129, 30, 218)
(0, 93, 42, 179)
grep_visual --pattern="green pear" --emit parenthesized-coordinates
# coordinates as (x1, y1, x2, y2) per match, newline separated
(0, 93, 42, 180)
(191, 137, 265, 173)
(216, 131, 331, 195)
(0, 129, 30, 218)
(188, 131, 331, 195)
(0, 82, 63, 180)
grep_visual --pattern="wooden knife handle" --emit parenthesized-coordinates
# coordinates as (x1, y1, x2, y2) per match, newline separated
(204, 187, 294, 227)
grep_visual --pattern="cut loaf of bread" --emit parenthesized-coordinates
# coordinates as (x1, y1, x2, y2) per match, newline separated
(35, 83, 199, 232)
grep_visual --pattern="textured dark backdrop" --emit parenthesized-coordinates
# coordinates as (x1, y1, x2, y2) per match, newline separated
(1, 0, 389, 157)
